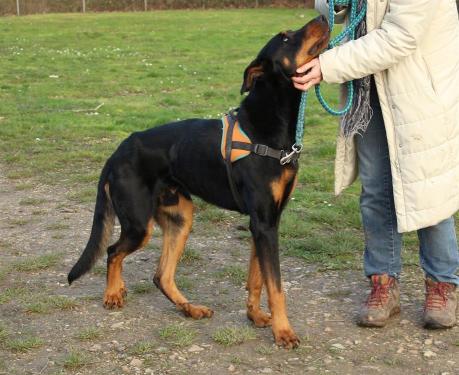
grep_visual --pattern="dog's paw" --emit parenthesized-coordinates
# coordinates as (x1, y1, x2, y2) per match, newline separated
(180, 303, 214, 319)
(273, 328, 300, 349)
(247, 309, 272, 327)
(103, 287, 127, 309)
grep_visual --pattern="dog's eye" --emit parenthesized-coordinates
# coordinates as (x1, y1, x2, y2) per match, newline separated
(283, 37, 289, 43)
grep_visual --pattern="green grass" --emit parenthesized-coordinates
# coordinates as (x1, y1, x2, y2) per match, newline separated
(131, 282, 155, 294)
(24, 295, 79, 313)
(176, 275, 193, 291)
(45, 222, 70, 231)
(0, 9, 434, 268)
(129, 341, 156, 355)
(18, 197, 48, 206)
(75, 327, 102, 341)
(216, 265, 247, 285)
(255, 344, 275, 355)
(159, 324, 196, 347)
(0, 286, 29, 304)
(212, 326, 256, 346)
(0, 324, 9, 343)
(92, 264, 106, 276)
(63, 351, 91, 369)
(5, 336, 44, 352)
(180, 248, 202, 264)
(13, 253, 62, 272)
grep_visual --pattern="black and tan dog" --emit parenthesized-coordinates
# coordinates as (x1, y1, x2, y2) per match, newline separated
(68, 16, 329, 349)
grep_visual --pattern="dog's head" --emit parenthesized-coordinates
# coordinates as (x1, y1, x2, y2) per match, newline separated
(240, 15, 330, 94)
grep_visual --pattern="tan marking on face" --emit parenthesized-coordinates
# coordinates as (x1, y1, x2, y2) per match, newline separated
(282, 56, 291, 68)
(294, 23, 329, 68)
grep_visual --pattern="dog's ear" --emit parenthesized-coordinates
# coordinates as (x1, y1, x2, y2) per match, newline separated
(240, 59, 264, 94)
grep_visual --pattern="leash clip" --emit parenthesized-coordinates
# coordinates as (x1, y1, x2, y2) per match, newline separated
(280, 144, 303, 165)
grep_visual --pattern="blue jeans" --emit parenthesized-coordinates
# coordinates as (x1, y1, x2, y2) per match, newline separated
(356, 101, 459, 286)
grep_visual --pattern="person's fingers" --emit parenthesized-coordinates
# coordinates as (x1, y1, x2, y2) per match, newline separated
(293, 76, 321, 92)
(292, 68, 320, 84)
(296, 58, 318, 74)
(291, 75, 307, 84)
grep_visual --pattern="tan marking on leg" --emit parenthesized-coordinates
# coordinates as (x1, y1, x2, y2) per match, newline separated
(103, 217, 153, 309)
(101, 182, 115, 251)
(270, 169, 296, 207)
(104, 252, 127, 309)
(265, 275, 299, 349)
(155, 195, 213, 319)
(139, 218, 154, 248)
(288, 175, 298, 200)
(246, 241, 271, 327)
(104, 182, 110, 197)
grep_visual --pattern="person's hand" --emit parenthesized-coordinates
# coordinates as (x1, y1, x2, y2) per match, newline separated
(292, 58, 323, 91)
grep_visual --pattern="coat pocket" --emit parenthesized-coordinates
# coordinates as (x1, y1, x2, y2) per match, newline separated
(420, 56, 448, 111)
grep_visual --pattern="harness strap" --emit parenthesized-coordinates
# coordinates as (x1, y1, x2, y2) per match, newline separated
(224, 115, 246, 212)
(232, 141, 298, 162)
(223, 111, 300, 212)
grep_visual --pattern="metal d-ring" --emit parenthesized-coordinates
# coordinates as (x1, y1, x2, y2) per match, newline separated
(280, 144, 303, 165)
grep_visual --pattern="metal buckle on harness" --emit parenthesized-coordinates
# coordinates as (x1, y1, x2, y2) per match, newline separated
(254, 144, 269, 156)
(280, 144, 303, 165)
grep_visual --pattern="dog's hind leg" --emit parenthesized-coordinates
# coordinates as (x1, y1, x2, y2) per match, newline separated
(103, 219, 153, 309)
(103, 218, 154, 309)
(103, 177, 154, 309)
(153, 192, 213, 319)
(246, 241, 272, 327)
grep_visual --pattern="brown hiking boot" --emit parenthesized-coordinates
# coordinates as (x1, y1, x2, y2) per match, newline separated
(423, 278, 457, 329)
(357, 274, 401, 327)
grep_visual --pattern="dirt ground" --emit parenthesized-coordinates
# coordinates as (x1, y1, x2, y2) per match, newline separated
(0, 167, 458, 375)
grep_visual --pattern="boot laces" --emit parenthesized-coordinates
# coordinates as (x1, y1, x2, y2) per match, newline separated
(366, 282, 391, 308)
(425, 282, 451, 311)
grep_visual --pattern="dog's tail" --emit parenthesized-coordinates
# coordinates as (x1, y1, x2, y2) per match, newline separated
(68, 162, 115, 284)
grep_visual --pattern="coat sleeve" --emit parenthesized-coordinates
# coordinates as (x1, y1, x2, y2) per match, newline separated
(315, 0, 348, 23)
(319, 0, 437, 83)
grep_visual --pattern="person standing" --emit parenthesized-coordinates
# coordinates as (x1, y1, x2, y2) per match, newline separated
(293, 0, 459, 328)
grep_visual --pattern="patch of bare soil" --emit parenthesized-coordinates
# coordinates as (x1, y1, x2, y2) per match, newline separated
(0, 168, 457, 375)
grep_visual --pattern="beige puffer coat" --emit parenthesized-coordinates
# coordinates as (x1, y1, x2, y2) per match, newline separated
(316, 0, 459, 232)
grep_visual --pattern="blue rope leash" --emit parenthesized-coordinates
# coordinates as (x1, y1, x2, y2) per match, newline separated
(292, 0, 366, 153)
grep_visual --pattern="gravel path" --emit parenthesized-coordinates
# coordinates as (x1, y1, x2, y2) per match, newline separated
(0, 168, 458, 375)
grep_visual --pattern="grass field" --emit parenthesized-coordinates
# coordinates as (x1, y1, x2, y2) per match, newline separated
(0, 9, 422, 269)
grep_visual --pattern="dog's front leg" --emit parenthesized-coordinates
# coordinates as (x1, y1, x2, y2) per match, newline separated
(246, 240, 272, 327)
(249, 215, 299, 349)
